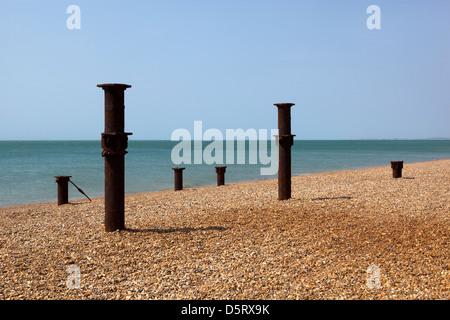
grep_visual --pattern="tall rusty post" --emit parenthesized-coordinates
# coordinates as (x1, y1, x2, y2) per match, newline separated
(215, 166, 227, 186)
(172, 167, 185, 191)
(274, 103, 295, 200)
(98, 83, 132, 232)
(54, 176, 72, 205)
(391, 161, 404, 178)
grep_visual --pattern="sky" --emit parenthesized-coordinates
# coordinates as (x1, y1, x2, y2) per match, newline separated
(0, 0, 449, 140)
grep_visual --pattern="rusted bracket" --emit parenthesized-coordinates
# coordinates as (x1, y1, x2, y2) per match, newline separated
(101, 132, 132, 157)
(278, 134, 296, 147)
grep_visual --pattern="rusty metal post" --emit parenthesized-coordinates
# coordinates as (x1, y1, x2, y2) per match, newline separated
(172, 167, 185, 191)
(98, 83, 132, 232)
(274, 103, 295, 200)
(215, 166, 227, 186)
(391, 161, 404, 178)
(54, 176, 72, 205)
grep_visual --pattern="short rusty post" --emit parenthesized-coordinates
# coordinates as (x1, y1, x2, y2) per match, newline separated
(391, 161, 404, 178)
(172, 167, 185, 191)
(274, 103, 295, 200)
(98, 83, 132, 232)
(215, 166, 227, 186)
(54, 176, 72, 205)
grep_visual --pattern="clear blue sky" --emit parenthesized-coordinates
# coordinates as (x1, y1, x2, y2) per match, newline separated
(1, 0, 449, 140)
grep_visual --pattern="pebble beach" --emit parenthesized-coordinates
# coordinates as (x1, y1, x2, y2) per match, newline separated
(0, 159, 449, 300)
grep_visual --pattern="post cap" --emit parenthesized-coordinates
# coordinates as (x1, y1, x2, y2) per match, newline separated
(54, 176, 72, 182)
(215, 166, 227, 173)
(97, 83, 132, 89)
(274, 103, 295, 107)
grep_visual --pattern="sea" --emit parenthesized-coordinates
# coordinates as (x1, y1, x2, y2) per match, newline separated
(1, 140, 449, 207)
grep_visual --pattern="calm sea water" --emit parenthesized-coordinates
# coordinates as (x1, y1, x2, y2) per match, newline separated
(1, 140, 449, 207)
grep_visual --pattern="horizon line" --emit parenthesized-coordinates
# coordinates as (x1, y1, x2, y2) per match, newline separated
(1, 138, 449, 141)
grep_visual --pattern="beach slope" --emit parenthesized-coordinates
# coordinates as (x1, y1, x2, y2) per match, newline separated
(0, 160, 449, 299)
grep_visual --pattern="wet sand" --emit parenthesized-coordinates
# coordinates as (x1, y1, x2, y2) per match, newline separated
(0, 159, 449, 299)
